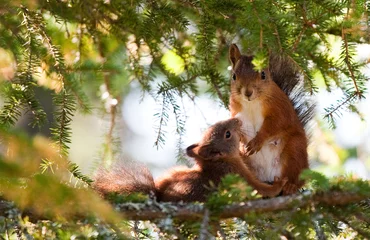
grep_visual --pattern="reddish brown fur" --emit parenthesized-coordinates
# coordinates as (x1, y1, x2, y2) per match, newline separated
(228, 44, 309, 195)
(155, 162, 236, 202)
(184, 118, 287, 198)
(93, 161, 156, 197)
(93, 118, 287, 202)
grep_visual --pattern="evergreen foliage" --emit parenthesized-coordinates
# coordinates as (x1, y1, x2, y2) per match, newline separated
(0, 0, 369, 238)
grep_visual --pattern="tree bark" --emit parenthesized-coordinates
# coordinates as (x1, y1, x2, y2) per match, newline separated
(0, 191, 367, 222)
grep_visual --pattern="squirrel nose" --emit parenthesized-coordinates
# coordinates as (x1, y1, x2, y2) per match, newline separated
(245, 89, 253, 98)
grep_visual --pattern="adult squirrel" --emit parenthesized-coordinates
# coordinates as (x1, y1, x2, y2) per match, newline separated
(93, 118, 287, 202)
(228, 44, 313, 195)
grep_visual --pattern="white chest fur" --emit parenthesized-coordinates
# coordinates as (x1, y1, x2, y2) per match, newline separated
(235, 100, 282, 182)
(235, 100, 264, 139)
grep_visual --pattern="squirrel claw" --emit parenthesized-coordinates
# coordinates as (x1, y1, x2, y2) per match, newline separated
(274, 176, 288, 187)
(243, 146, 254, 156)
(242, 144, 253, 156)
(244, 139, 261, 156)
(242, 144, 248, 155)
(246, 149, 255, 156)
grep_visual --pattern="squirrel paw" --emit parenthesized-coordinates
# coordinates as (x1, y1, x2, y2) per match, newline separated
(244, 138, 262, 156)
(282, 183, 299, 195)
(273, 176, 288, 187)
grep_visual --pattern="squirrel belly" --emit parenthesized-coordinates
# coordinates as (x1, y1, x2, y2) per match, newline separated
(234, 98, 283, 182)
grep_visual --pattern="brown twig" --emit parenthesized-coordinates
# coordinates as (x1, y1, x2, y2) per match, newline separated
(209, 77, 225, 105)
(251, 2, 264, 49)
(324, 93, 357, 119)
(292, 26, 306, 52)
(273, 25, 283, 52)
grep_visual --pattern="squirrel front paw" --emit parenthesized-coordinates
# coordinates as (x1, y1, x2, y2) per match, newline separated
(244, 137, 263, 156)
(274, 176, 288, 188)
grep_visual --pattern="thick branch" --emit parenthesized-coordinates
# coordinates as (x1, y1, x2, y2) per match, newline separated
(0, 191, 368, 222)
(115, 191, 368, 221)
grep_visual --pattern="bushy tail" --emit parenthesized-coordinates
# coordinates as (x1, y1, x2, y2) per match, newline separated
(269, 54, 315, 132)
(93, 161, 156, 197)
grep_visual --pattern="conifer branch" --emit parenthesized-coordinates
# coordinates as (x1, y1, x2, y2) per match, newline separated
(273, 24, 283, 52)
(330, 212, 370, 238)
(292, 26, 306, 52)
(251, 1, 264, 49)
(209, 76, 225, 104)
(51, 90, 76, 157)
(168, 91, 187, 162)
(207, 31, 228, 107)
(0, 8, 48, 128)
(154, 90, 170, 149)
(199, 209, 211, 240)
(68, 162, 93, 186)
(341, 31, 360, 96)
(0, 191, 367, 222)
(285, 55, 317, 94)
(324, 92, 357, 126)
(354, 212, 370, 224)
(313, 219, 327, 240)
(292, 2, 309, 52)
(111, 191, 368, 221)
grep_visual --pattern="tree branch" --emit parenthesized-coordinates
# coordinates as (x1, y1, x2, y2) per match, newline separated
(0, 191, 368, 222)
(341, 4, 361, 97)
(114, 191, 368, 221)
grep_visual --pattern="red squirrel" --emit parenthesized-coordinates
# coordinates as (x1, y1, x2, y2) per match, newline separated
(228, 44, 313, 195)
(93, 118, 287, 202)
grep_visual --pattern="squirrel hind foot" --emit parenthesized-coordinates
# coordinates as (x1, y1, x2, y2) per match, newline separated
(282, 183, 299, 195)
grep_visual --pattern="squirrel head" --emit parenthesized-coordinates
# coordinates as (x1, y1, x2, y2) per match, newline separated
(229, 44, 272, 102)
(186, 118, 242, 161)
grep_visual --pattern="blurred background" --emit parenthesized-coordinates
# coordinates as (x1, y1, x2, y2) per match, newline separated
(0, 1, 369, 181)
(1, 39, 370, 181)
(5, 47, 368, 180)
(71, 42, 370, 179)
(67, 49, 370, 180)
(1, 38, 370, 180)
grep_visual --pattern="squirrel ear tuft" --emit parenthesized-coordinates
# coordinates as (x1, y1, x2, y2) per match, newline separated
(229, 44, 241, 67)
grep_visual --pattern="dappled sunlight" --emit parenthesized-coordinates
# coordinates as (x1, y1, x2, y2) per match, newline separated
(161, 50, 185, 75)
(0, 48, 16, 81)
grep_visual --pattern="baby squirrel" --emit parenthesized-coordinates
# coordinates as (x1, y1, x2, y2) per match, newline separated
(93, 118, 287, 202)
(228, 44, 313, 195)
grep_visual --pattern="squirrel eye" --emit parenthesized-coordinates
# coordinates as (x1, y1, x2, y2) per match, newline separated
(261, 71, 266, 80)
(232, 73, 236, 81)
(225, 130, 231, 139)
